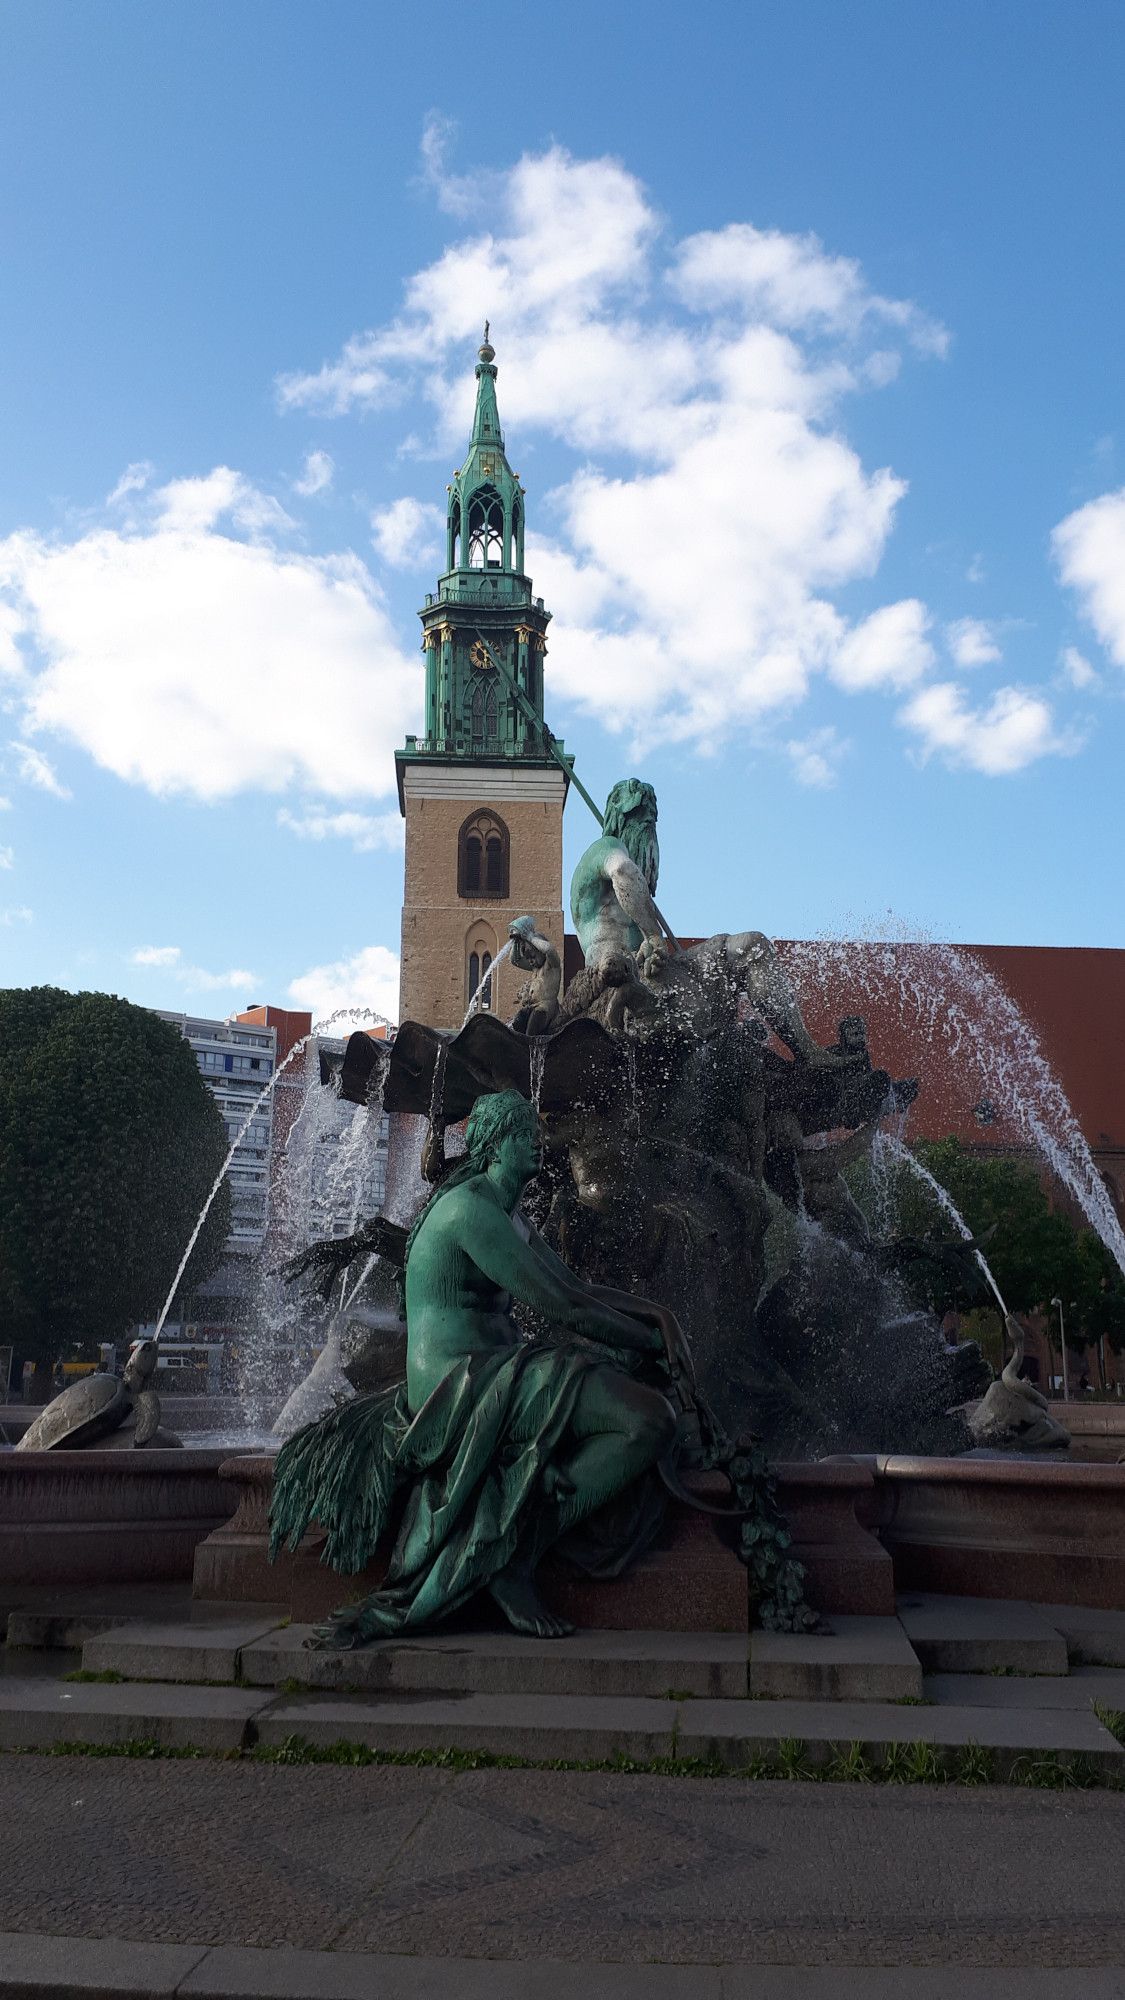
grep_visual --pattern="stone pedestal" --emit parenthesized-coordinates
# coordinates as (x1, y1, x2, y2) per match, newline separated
(774, 1460, 895, 1615)
(194, 1456, 748, 1632)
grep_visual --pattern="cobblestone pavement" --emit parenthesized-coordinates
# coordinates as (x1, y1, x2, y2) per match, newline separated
(1, 1757, 1125, 1967)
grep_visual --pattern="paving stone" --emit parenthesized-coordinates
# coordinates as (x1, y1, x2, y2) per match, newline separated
(676, 1696, 1125, 1775)
(0, 1930, 208, 1995)
(81, 1617, 284, 1683)
(255, 1689, 679, 1762)
(241, 1624, 748, 1698)
(179, 1944, 723, 1998)
(3, 1951, 1124, 2000)
(1035, 1601, 1125, 1666)
(750, 1615, 921, 1701)
(925, 1666, 1125, 1711)
(896, 1594, 1069, 1674)
(0, 1676, 271, 1751)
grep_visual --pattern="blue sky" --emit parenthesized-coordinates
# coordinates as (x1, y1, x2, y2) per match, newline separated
(2, 1, 1123, 1024)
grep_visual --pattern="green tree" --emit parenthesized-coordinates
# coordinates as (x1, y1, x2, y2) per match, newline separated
(0, 987, 231, 1373)
(902, 1137, 1081, 1317)
(1069, 1230, 1125, 1388)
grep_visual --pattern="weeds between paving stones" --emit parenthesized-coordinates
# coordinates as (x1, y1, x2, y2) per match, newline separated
(825, 1741, 875, 1784)
(62, 1669, 125, 1684)
(1009, 1750, 1099, 1790)
(775, 1737, 812, 1780)
(5, 1729, 1122, 1789)
(953, 1743, 995, 1786)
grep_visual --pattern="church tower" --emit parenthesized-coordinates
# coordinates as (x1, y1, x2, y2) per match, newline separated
(395, 330, 570, 1029)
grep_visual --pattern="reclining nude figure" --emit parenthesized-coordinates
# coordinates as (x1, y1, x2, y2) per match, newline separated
(269, 1090, 690, 1646)
(569, 777, 845, 1062)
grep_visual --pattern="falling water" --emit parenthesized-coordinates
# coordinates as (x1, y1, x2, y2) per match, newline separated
(879, 1130, 1009, 1316)
(461, 939, 515, 1027)
(528, 1036, 547, 1112)
(153, 1005, 392, 1341)
(240, 1047, 390, 1425)
(785, 934, 1125, 1279)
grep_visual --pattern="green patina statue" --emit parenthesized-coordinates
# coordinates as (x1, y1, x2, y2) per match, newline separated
(270, 1089, 693, 1646)
(569, 776, 847, 1062)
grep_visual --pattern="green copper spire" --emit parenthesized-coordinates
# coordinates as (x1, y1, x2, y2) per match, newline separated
(398, 329, 566, 795)
(469, 322, 503, 449)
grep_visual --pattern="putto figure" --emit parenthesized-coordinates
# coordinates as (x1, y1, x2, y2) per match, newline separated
(270, 1090, 691, 1645)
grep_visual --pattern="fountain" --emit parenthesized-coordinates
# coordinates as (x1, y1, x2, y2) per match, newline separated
(189, 774, 1125, 1631)
(7, 774, 1125, 1617)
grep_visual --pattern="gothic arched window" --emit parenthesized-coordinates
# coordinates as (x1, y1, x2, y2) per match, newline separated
(467, 674, 499, 751)
(465, 921, 497, 1011)
(467, 486, 505, 569)
(449, 498, 461, 569)
(458, 809, 509, 900)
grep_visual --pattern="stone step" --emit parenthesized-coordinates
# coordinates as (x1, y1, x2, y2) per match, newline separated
(896, 1594, 1070, 1675)
(750, 1615, 922, 1701)
(924, 1667, 1125, 1711)
(1033, 1602, 1125, 1667)
(80, 1620, 749, 1698)
(239, 1624, 749, 1698)
(82, 1616, 286, 1684)
(255, 1689, 1125, 1778)
(0, 1677, 270, 1752)
(1, 1675, 1121, 1775)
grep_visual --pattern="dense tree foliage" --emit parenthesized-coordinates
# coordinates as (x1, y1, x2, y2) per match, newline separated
(888, 1137, 1125, 1368)
(0, 987, 231, 1367)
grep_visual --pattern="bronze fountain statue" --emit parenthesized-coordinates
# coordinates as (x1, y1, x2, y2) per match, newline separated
(272, 776, 996, 1647)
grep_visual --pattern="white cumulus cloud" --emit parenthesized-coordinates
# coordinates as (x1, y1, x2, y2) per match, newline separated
(10, 739, 71, 798)
(786, 726, 849, 788)
(830, 600, 934, 692)
(0, 473, 419, 803)
(1053, 487, 1125, 668)
(946, 617, 1001, 668)
(897, 682, 1070, 775)
(277, 136, 963, 758)
(287, 943, 400, 1026)
(371, 496, 445, 570)
(669, 222, 949, 354)
(293, 449, 335, 497)
(1060, 644, 1098, 689)
(106, 462, 154, 507)
(0, 846, 13, 870)
(129, 944, 257, 990)
(278, 806, 404, 853)
(0, 904, 32, 926)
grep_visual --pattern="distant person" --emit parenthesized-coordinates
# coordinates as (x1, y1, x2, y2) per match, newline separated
(1080, 1371, 1094, 1395)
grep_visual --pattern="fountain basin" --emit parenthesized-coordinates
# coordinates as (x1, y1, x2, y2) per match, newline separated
(860, 1455, 1125, 1608)
(0, 1450, 237, 1587)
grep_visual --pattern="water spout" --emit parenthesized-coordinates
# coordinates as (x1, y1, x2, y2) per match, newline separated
(880, 1131, 1009, 1316)
(153, 1005, 392, 1341)
(461, 939, 514, 1027)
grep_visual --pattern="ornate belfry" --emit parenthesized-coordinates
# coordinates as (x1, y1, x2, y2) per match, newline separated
(396, 330, 571, 1030)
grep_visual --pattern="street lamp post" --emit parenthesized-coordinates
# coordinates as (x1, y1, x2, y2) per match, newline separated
(1051, 1296, 1069, 1401)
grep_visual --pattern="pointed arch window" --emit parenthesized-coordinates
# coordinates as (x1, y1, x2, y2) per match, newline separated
(448, 498, 461, 570)
(466, 949, 495, 1011)
(458, 809, 509, 900)
(467, 485, 505, 569)
(467, 673, 500, 751)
